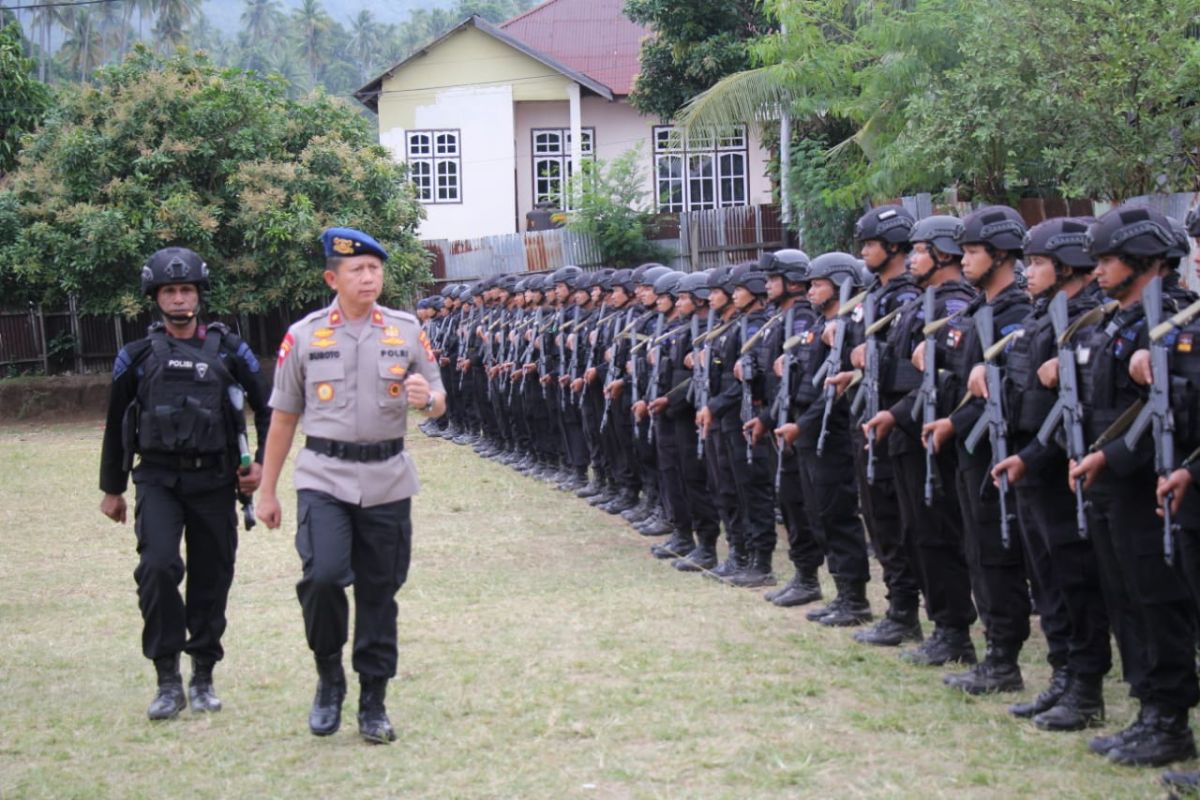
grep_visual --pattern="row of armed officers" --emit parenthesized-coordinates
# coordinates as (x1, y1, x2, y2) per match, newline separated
(416, 202, 1200, 794)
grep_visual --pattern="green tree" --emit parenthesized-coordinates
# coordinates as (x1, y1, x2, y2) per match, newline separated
(566, 150, 669, 268)
(58, 9, 106, 80)
(0, 48, 428, 314)
(0, 22, 51, 178)
(624, 0, 769, 121)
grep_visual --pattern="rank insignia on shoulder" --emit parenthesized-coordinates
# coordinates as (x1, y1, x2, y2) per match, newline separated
(371, 310, 384, 326)
(316, 383, 335, 401)
(311, 338, 337, 349)
(329, 310, 342, 326)
(418, 329, 435, 361)
(388, 364, 408, 377)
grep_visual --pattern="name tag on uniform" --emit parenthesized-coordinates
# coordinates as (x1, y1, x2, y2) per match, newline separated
(1077, 347, 1091, 365)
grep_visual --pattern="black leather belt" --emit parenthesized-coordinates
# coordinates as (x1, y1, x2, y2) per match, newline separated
(305, 436, 404, 462)
(138, 452, 227, 470)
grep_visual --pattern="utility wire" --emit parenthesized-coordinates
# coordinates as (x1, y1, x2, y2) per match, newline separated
(1, 0, 125, 11)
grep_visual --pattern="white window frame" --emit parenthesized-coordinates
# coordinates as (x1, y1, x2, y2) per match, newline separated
(407, 129, 462, 204)
(653, 125, 748, 212)
(531, 127, 595, 210)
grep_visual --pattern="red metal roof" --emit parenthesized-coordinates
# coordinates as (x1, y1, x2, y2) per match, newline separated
(501, 0, 649, 96)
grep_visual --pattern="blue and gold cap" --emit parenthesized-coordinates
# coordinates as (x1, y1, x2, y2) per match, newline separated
(321, 227, 389, 261)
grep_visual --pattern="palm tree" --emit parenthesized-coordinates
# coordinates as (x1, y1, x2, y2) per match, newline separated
(152, 0, 200, 52)
(59, 9, 105, 80)
(291, 0, 331, 86)
(347, 9, 379, 82)
(241, 0, 284, 66)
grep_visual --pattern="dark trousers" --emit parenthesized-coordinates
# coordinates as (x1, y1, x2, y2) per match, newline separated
(854, 431, 920, 615)
(798, 446, 869, 584)
(720, 424, 776, 556)
(893, 446, 976, 629)
(654, 415, 686, 530)
(133, 480, 237, 663)
(295, 489, 413, 679)
(955, 449, 1030, 647)
(672, 414, 721, 541)
(777, 450, 824, 574)
(709, 428, 743, 551)
(1088, 474, 1198, 709)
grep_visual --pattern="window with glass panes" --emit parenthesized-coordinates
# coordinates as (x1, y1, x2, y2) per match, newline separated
(531, 128, 594, 209)
(407, 130, 461, 204)
(653, 125, 748, 212)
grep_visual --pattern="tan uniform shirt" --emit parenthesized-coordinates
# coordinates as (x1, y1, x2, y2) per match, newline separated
(270, 301, 445, 507)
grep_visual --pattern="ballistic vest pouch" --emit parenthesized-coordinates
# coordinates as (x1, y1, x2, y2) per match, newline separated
(135, 329, 234, 459)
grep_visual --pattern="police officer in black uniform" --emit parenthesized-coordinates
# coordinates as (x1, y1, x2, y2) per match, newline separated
(99, 246, 270, 720)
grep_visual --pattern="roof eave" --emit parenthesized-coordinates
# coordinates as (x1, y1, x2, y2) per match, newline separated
(353, 14, 613, 113)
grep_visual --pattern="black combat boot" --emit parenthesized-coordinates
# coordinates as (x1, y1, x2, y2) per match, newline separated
(1162, 769, 1200, 798)
(576, 474, 605, 499)
(557, 467, 588, 492)
(943, 640, 1024, 695)
(673, 540, 718, 572)
(1033, 673, 1105, 731)
(651, 529, 695, 560)
(589, 485, 618, 506)
(727, 551, 778, 589)
(309, 653, 347, 736)
(818, 581, 873, 627)
(357, 676, 396, 744)
(1089, 707, 1150, 756)
(705, 546, 747, 582)
(147, 655, 186, 721)
(766, 570, 822, 607)
(853, 602, 922, 646)
(635, 512, 673, 537)
(1009, 666, 1070, 719)
(188, 657, 222, 713)
(806, 594, 844, 621)
(901, 626, 977, 666)
(1106, 706, 1196, 767)
(601, 489, 639, 515)
(622, 493, 654, 523)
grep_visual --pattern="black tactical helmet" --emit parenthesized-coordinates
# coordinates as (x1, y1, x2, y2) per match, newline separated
(1167, 216, 1190, 261)
(955, 205, 1027, 252)
(651, 270, 684, 297)
(592, 267, 615, 291)
(141, 247, 209, 297)
(677, 271, 711, 301)
(1187, 207, 1200, 238)
(729, 262, 768, 295)
(707, 265, 735, 294)
(762, 248, 810, 280)
(610, 269, 635, 293)
(855, 205, 914, 244)
(807, 252, 865, 289)
(909, 215, 963, 256)
(639, 264, 672, 287)
(551, 265, 584, 288)
(1023, 217, 1095, 270)
(1085, 204, 1175, 260)
(429, 296, 444, 311)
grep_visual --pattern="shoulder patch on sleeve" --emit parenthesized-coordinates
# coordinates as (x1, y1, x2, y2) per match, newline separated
(236, 341, 261, 373)
(277, 332, 295, 367)
(113, 348, 133, 381)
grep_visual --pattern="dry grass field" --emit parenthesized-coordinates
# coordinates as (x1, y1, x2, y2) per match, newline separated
(0, 420, 1182, 799)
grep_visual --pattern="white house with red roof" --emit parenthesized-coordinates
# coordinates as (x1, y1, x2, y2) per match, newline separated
(355, 0, 772, 240)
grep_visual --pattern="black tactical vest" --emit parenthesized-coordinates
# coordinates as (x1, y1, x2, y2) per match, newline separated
(135, 327, 234, 456)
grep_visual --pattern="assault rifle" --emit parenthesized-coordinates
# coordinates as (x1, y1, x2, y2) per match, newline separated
(1036, 292, 1112, 538)
(227, 385, 255, 531)
(911, 288, 944, 507)
(738, 314, 756, 463)
(1123, 276, 1180, 565)
(851, 293, 902, 484)
(645, 312, 666, 442)
(814, 281, 856, 457)
(577, 303, 606, 408)
(772, 306, 795, 492)
(692, 312, 714, 459)
(964, 305, 1020, 550)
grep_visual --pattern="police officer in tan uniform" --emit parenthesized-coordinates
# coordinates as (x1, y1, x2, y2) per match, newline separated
(257, 227, 446, 744)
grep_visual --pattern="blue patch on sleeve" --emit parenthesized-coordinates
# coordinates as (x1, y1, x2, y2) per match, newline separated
(237, 341, 261, 373)
(112, 348, 132, 381)
(999, 323, 1021, 337)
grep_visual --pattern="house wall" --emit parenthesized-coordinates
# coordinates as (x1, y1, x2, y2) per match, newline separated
(513, 97, 774, 231)
(375, 25, 576, 240)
